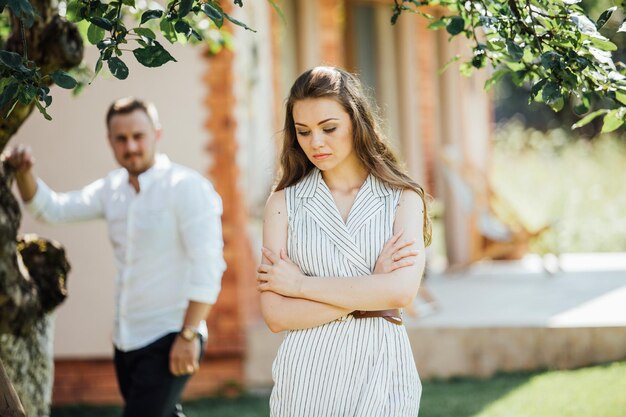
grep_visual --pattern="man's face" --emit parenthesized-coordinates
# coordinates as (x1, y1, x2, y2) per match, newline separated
(107, 109, 160, 176)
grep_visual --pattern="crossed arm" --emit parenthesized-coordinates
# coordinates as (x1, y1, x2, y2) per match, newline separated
(259, 189, 426, 333)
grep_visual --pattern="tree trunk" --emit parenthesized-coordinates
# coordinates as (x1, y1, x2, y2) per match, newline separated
(1, 0, 82, 413)
(0, 359, 25, 417)
(0, 162, 71, 416)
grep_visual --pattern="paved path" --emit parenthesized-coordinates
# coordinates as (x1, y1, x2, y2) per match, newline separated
(406, 253, 626, 328)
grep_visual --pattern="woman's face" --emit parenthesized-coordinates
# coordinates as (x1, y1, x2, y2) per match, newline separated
(292, 97, 358, 173)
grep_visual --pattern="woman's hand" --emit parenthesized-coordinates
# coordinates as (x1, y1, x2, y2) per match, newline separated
(374, 231, 419, 274)
(257, 248, 305, 297)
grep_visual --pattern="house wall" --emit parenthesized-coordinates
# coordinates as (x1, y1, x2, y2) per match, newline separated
(12, 43, 209, 360)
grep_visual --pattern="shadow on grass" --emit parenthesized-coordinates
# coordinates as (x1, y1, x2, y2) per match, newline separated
(419, 372, 533, 417)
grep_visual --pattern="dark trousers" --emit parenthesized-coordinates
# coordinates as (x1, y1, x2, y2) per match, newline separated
(114, 332, 204, 417)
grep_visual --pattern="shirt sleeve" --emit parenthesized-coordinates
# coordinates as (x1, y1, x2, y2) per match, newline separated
(25, 178, 106, 223)
(175, 174, 226, 305)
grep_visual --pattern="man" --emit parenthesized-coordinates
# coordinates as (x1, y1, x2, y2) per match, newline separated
(5, 97, 226, 417)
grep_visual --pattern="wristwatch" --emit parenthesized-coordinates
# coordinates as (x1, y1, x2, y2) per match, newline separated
(178, 326, 200, 342)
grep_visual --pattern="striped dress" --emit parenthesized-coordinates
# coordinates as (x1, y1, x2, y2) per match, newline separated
(270, 168, 421, 417)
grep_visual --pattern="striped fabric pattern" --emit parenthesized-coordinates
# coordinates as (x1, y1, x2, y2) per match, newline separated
(270, 169, 421, 417)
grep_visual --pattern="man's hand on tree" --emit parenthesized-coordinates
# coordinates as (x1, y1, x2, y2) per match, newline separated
(2, 145, 35, 175)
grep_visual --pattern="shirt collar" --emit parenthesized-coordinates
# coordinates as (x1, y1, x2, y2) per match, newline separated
(136, 154, 170, 192)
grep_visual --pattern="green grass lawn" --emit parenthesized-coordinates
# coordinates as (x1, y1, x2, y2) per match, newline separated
(51, 360, 626, 417)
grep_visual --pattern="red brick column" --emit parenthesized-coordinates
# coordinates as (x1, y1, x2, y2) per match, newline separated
(414, 6, 441, 196)
(319, 0, 345, 66)
(202, 6, 256, 386)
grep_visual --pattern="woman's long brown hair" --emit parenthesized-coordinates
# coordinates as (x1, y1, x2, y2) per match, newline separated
(276, 67, 432, 246)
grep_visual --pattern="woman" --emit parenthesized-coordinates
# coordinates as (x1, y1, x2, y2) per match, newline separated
(257, 66, 431, 417)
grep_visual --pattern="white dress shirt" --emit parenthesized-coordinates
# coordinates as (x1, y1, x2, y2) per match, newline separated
(26, 154, 226, 351)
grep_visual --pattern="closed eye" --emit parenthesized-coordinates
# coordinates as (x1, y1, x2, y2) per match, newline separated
(323, 127, 337, 134)
(297, 130, 311, 136)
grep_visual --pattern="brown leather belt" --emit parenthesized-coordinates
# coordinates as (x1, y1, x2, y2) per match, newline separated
(350, 309, 403, 325)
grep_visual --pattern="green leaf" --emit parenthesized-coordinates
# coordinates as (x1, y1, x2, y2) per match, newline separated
(6, 0, 36, 27)
(511, 70, 527, 87)
(573, 102, 589, 115)
(551, 97, 565, 112)
(178, 0, 193, 17)
(104, 7, 119, 20)
(87, 23, 106, 45)
(121, 0, 135, 6)
(133, 27, 156, 40)
(542, 82, 562, 105)
(585, 34, 618, 51)
(201, 2, 223, 28)
(65, 0, 83, 22)
(459, 61, 474, 77)
(224, 12, 255, 32)
(0, 82, 18, 109)
(596, 7, 617, 30)
(34, 99, 52, 120)
(89, 17, 113, 31)
(18, 84, 37, 104)
(506, 40, 524, 62)
(160, 19, 178, 43)
(141, 9, 164, 25)
(96, 38, 115, 50)
(616, 90, 626, 105)
(91, 56, 104, 82)
(446, 16, 464, 35)
(174, 20, 191, 35)
(471, 53, 485, 69)
(601, 109, 624, 133)
(427, 18, 447, 30)
(51, 70, 78, 89)
(102, 47, 114, 60)
(572, 109, 608, 129)
(486, 38, 505, 51)
(108, 57, 129, 80)
(0, 50, 23, 70)
(133, 42, 177, 67)
(530, 79, 548, 99)
(268, 0, 285, 25)
(484, 68, 508, 91)
(540, 51, 561, 70)
(438, 54, 460, 74)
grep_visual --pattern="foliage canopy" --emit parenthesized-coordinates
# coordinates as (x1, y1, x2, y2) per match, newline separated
(3, 0, 626, 132)
(0, 0, 251, 122)
(393, 0, 626, 132)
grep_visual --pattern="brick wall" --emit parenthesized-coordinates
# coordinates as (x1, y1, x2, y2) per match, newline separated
(53, 355, 242, 405)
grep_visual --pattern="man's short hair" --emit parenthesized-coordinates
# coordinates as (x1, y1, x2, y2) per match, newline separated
(106, 97, 160, 130)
